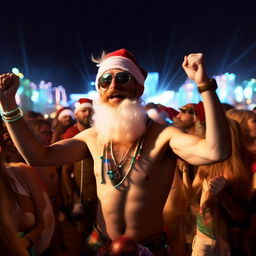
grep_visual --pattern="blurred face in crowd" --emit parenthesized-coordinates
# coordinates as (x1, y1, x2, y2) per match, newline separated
(75, 107, 93, 127)
(247, 114, 256, 138)
(59, 115, 74, 128)
(37, 123, 52, 145)
(173, 104, 196, 130)
(247, 116, 256, 154)
(0, 122, 24, 162)
(98, 69, 144, 107)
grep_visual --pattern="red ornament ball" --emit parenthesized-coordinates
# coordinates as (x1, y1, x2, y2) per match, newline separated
(108, 236, 139, 256)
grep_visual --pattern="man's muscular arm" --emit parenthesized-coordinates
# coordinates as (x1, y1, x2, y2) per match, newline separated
(170, 53, 231, 165)
(0, 73, 89, 166)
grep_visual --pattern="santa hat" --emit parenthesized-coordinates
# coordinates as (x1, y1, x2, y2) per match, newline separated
(179, 102, 205, 123)
(252, 162, 256, 173)
(74, 98, 93, 114)
(195, 102, 205, 122)
(56, 107, 74, 121)
(95, 49, 147, 90)
(147, 106, 178, 124)
(158, 106, 179, 120)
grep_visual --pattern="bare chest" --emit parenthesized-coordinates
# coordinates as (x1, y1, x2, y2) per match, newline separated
(95, 141, 176, 191)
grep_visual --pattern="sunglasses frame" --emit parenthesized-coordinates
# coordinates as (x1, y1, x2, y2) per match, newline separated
(179, 107, 195, 115)
(98, 71, 133, 89)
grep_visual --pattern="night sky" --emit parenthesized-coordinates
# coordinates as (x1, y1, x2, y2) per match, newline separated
(1, 0, 256, 96)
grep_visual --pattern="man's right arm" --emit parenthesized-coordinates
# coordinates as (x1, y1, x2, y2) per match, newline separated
(0, 73, 89, 166)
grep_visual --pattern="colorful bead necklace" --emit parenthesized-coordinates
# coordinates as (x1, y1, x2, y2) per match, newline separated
(100, 119, 151, 188)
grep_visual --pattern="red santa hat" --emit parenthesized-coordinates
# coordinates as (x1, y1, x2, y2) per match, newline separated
(95, 49, 147, 90)
(147, 106, 179, 124)
(74, 98, 93, 114)
(158, 106, 179, 120)
(195, 101, 205, 122)
(56, 107, 74, 121)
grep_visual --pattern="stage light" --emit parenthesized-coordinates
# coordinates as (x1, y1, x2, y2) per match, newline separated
(17, 73, 24, 79)
(244, 87, 253, 99)
(145, 90, 175, 106)
(31, 91, 39, 102)
(234, 86, 243, 102)
(12, 67, 19, 74)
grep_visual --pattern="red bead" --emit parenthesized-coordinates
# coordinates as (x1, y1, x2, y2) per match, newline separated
(136, 154, 141, 160)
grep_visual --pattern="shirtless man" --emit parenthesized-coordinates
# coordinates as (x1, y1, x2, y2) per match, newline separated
(0, 49, 231, 255)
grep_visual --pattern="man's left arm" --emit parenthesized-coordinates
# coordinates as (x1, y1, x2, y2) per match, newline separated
(170, 53, 231, 165)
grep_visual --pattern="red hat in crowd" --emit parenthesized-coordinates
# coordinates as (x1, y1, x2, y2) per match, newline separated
(74, 98, 93, 114)
(179, 102, 205, 123)
(158, 106, 179, 120)
(56, 107, 74, 121)
(95, 49, 147, 90)
(195, 101, 205, 122)
(147, 105, 179, 124)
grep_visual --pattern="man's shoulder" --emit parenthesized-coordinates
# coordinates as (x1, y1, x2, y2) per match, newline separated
(146, 122, 186, 148)
(74, 127, 97, 140)
(149, 121, 182, 136)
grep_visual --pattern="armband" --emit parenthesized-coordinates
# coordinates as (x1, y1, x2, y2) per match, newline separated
(197, 78, 218, 93)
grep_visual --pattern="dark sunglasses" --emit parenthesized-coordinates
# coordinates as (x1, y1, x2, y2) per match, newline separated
(98, 72, 133, 89)
(179, 107, 195, 115)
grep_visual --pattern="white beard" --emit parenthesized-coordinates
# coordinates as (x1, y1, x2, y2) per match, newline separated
(92, 99, 147, 144)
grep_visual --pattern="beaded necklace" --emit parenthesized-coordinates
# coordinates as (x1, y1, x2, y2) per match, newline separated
(109, 138, 135, 181)
(100, 119, 150, 188)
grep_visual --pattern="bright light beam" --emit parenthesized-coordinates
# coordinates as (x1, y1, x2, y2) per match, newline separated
(224, 42, 256, 71)
(218, 26, 240, 74)
(17, 18, 30, 77)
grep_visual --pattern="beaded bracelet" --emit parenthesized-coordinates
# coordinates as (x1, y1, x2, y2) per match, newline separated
(1, 107, 23, 122)
(2, 114, 23, 122)
(2, 111, 23, 120)
(0, 106, 20, 116)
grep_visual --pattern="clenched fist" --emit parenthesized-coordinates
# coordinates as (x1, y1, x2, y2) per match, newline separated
(182, 53, 210, 86)
(0, 73, 18, 90)
(0, 73, 20, 111)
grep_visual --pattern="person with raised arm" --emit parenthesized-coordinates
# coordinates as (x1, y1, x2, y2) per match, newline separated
(0, 49, 231, 255)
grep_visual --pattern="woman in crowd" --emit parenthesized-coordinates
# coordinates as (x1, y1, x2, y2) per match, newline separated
(226, 109, 256, 184)
(0, 119, 55, 255)
(0, 162, 29, 256)
(191, 119, 251, 255)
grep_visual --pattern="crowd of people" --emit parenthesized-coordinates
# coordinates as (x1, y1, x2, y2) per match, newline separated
(0, 48, 255, 256)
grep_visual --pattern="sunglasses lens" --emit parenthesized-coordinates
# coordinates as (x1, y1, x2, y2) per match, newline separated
(98, 73, 113, 88)
(187, 108, 195, 115)
(179, 108, 194, 115)
(98, 72, 131, 88)
(116, 72, 130, 84)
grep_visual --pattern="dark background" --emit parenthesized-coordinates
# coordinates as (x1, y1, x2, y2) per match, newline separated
(1, 0, 256, 95)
